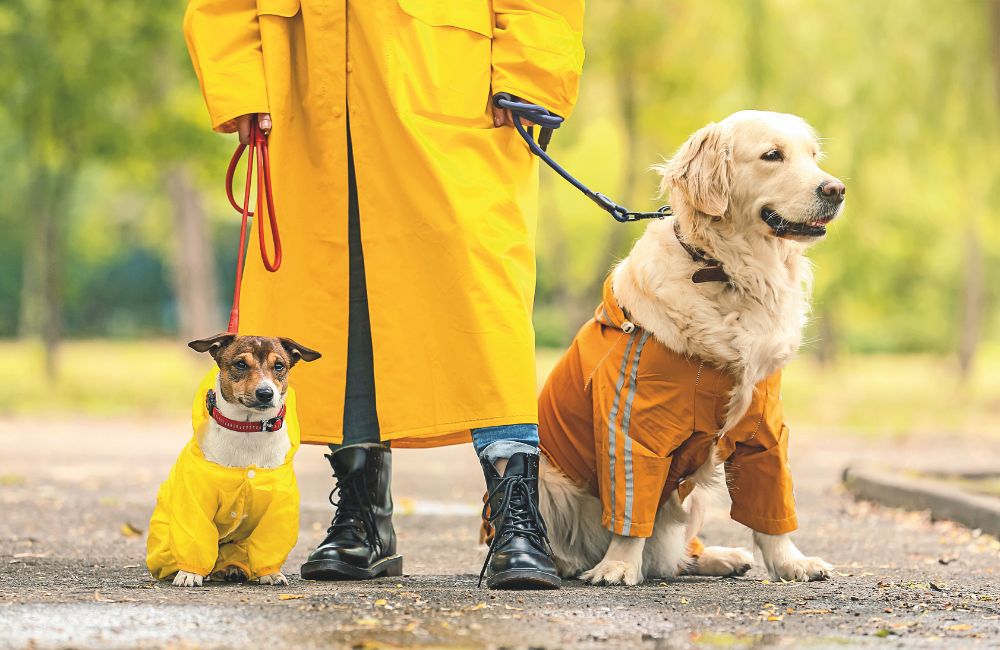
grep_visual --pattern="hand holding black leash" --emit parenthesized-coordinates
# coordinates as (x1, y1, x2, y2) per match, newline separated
(492, 93, 670, 224)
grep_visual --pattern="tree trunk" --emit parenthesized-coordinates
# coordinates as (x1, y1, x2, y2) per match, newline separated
(815, 307, 837, 367)
(166, 166, 219, 340)
(958, 224, 983, 379)
(19, 164, 71, 380)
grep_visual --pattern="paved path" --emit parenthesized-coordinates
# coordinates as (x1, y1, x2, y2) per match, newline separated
(1, 418, 998, 648)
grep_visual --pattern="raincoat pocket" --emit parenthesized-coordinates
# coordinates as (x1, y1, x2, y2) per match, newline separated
(256, 0, 300, 17)
(397, 0, 493, 37)
(391, 0, 494, 126)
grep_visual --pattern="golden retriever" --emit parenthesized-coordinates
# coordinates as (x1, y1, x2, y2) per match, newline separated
(537, 110, 844, 585)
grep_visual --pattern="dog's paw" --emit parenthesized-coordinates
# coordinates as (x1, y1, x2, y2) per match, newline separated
(172, 570, 204, 587)
(770, 556, 833, 582)
(258, 571, 289, 586)
(211, 565, 248, 583)
(580, 560, 642, 586)
(694, 546, 754, 577)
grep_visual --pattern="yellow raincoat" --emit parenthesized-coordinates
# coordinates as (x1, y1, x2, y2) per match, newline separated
(146, 371, 300, 580)
(183, 1, 586, 446)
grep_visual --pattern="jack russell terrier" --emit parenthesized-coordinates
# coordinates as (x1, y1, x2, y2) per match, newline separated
(146, 333, 320, 587)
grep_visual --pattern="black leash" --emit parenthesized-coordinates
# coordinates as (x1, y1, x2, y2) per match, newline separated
(493, 93, 670, 224)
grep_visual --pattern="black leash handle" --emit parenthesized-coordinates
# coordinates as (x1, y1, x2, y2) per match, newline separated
(493, 93, 670, 223)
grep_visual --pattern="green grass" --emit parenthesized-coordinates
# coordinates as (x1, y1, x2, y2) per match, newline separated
(5, 340, 1000, 438)
(3, 340, 208, 417)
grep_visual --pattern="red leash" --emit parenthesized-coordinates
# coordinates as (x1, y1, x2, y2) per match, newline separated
(224, 118, 282, 333)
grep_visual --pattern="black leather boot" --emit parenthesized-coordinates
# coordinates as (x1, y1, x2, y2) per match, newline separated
(300, 445, 402, 580)
(479, 452, 560, 589)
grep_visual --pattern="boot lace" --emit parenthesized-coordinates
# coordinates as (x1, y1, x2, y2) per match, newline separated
(478, 474, 552, 586)
(326, 455, 382, 554)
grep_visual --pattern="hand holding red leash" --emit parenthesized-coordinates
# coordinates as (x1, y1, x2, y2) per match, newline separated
(224, 113, 282, 333)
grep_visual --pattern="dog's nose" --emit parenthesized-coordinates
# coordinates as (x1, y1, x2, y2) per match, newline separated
(817, 180, 846, 203)
(255, 386, 275, 403)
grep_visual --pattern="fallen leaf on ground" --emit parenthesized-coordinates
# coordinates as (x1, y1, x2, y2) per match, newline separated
(119, 523, 143, 538)
(278, 594, 305, 600)
(946, 624, 972, 631)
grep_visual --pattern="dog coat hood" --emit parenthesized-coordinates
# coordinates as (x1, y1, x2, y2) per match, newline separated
(538, 277, 797, 538)
(146, 370, 300, 580)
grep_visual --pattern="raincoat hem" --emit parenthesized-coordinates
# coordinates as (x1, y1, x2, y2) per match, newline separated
(210, 104, 271, 132)
(731, 511, 798, 536)
(300, 412, 539, 447)
(602, 515, 654, 539)
(255, 564, 280, 576)
(493, 84, 575, 119)
(175, 562, 214, 577)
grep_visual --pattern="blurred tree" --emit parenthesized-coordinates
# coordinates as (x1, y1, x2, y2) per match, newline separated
(0, 1, 223, 374)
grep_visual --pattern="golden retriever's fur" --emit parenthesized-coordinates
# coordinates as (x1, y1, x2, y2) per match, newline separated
(539, 111, 844, 585)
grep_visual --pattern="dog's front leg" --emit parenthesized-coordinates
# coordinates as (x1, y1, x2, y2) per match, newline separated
(580, 534, 646, 586)
(258, 571, 289, 586)
(753, 531, 832, 582)
(172, 570, 205, 587)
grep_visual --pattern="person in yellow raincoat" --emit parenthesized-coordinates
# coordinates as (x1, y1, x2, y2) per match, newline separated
(183, 1, 584, 588)
(147, 370, 300, 584)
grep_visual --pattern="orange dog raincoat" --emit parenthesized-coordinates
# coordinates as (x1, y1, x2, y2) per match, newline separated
(538, 277, 798, 538)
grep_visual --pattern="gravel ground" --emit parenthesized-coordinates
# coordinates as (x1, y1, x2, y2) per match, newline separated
(1, 417, 998, 649)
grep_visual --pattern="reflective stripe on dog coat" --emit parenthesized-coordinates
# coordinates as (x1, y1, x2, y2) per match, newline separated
(538, 277, 797, 538)
(146, 370, 300, 580)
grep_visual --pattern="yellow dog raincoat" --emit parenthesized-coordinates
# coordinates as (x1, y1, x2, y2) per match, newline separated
(146, 371, 300, 580)
(538, 277, 798, 538)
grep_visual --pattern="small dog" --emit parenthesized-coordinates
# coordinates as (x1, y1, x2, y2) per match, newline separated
(536, 111, 843, 585)
(146, 333, 320, 587)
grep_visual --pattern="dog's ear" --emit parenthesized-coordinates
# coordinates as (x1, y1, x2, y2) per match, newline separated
(188, 333, 237, 364)
(278, 337, 322, 366)
(653, 122, 732, 217)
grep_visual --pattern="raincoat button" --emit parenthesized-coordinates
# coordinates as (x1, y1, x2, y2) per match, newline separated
(230, 511, 237, 518)
(246, 469, 256, 479)
(332, 106, 343, 118)
(621, 321, 636, 334)
(346, 61, 353, 73)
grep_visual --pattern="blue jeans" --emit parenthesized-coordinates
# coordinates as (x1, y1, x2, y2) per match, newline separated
(470, 424, 539, 464)
(330, 121, 538, 463)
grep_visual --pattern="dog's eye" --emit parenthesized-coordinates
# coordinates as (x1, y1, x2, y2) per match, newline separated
(274, 362, 285, 372)
(234, 360, 248, 371)
(761, 149, 784, 162)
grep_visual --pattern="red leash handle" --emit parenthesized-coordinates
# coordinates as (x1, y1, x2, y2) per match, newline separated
(224, 119, 283, 333)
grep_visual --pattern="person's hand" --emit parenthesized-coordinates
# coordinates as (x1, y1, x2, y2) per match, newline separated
(489, 94, 534, 129)
(216, 113, 272, 144)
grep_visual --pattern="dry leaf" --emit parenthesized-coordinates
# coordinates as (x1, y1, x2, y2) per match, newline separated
(373, 599, 388, 606)
(278, 594, 305, 600)
(119, 523, 143, 538)
(946, 624, 972, 631)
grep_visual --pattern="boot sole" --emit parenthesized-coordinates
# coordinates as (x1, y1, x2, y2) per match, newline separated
(486, 569, 561, 590)
(300, 555, 403, 581)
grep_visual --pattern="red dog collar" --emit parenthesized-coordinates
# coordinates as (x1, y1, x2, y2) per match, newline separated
(206, 389, 286, 433)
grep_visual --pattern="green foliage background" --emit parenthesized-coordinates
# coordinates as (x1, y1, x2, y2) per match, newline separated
(1, 0, 998, 363)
